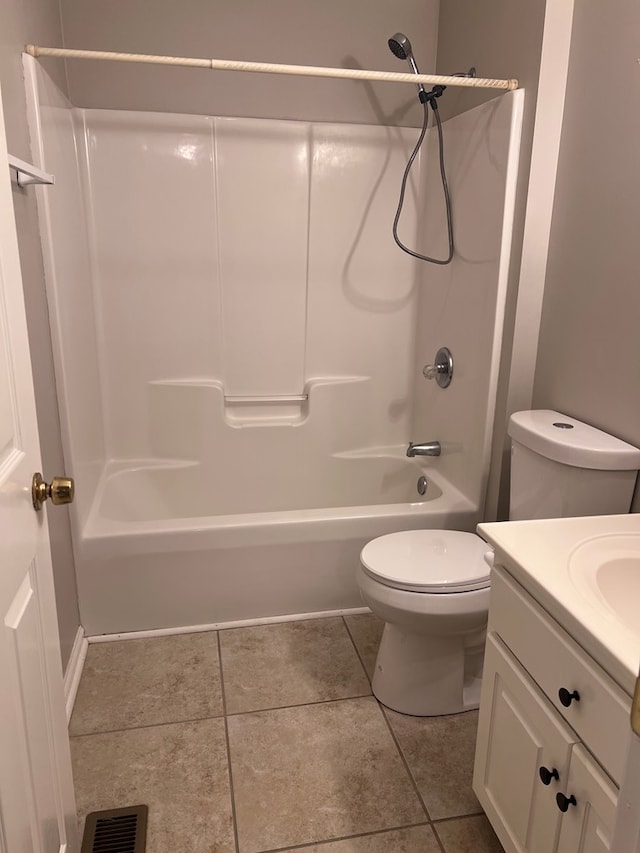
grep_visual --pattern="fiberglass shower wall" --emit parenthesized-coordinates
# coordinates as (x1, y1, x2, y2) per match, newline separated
(28, 52, 427, 517)
(411, 91, 524, 511)
(83, 113, 421, 462)
(26, 50, 523, 535)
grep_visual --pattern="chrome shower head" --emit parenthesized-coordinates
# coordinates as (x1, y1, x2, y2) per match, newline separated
(388, 32, 425, 99)
(388, 33, 413, 61)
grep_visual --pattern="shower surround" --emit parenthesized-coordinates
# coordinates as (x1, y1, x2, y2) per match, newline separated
(25, 56, 523, 635)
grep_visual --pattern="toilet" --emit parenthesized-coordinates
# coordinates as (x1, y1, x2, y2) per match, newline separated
(357, 410, 640, 717)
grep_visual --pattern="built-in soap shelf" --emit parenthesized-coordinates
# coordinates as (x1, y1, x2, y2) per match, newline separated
(224, 393, 310, 425)
(148, 376, 372, 454)
(225, 395, 308, 403)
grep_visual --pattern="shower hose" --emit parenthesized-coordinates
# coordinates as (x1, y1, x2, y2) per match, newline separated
(392, 98, 454, 265)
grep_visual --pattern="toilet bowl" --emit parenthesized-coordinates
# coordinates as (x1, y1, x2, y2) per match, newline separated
(358, 530, 490, 716)
(357, 410, 640, 718)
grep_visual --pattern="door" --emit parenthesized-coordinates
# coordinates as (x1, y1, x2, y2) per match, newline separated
(555, 744, 618, 853)
(0, 85, 78, 851)
(473, 633, 577, 853)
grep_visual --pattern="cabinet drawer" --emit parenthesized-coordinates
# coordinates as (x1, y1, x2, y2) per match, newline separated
(490, 567, 630, 785)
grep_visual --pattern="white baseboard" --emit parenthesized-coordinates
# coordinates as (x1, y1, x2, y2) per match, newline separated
(87, 605, 371, 644)
(63, 626, 88, 722)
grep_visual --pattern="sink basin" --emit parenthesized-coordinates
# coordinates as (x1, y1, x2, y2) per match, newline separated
(569, 534, 640, 639)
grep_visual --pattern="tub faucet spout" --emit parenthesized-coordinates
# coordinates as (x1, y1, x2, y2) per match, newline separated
(407, 441, 441, 457)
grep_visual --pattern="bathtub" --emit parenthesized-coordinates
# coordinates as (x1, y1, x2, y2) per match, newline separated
(76, 455, 479, 636)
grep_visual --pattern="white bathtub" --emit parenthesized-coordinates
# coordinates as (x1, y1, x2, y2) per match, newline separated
(76, 456, 479, 636)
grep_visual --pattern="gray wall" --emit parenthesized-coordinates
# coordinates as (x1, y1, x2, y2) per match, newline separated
(436, 0, 545, 122)
(436, 0, 547, 518)
(533, 0, 640, 509)
(60, 0, 438, 127)
(1, 0, 81, 670)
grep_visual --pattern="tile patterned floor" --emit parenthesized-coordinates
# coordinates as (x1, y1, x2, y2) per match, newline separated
(70, 615, 504, 853)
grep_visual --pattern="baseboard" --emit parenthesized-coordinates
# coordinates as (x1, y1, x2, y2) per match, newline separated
(87, 605, 371, 643)
(63, 625, 88, 722)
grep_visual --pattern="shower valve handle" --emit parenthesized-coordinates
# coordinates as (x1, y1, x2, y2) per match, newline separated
(423, 363, 446, 379)
(422, 347, 453, 389)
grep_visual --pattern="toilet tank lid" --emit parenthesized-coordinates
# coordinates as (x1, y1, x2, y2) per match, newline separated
(508, 410, 640, 470)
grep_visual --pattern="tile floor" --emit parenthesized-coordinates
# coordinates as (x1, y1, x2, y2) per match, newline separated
(69, 614, 504, 853)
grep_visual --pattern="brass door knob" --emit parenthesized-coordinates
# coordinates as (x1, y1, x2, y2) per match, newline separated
(32, 472, 74, 511)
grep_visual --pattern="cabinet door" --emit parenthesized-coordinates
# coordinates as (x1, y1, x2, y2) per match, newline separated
(474, 633, 578, 853)
(556, 744, 618, 853)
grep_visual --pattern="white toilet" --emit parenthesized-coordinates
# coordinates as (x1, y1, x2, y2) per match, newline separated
(357, 410, 640, 717)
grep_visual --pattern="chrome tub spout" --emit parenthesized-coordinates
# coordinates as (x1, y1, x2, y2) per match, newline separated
(406, 441, 441, 457)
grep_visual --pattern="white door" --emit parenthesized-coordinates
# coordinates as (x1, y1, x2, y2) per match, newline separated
(473, 633, 577, 853)
(555, 744, 618, 853)
(0, 86, 78, 852)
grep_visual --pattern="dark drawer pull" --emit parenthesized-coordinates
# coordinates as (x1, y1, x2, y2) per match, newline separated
(556, 792, 577, 812)
(539, 766, 559, 785)
(558, 688, 580, 707)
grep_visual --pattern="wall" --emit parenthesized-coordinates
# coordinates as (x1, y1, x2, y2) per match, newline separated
(1, 0, 80, 669)
(533, 0, 640, 508)
(33, 92, 425, 491)
(411, 91, 523, 509)
(59, 0, 439, 127)
(435, 0, 546, 123)
(24, 58, 107, 531)
(435, 0, 548, 519)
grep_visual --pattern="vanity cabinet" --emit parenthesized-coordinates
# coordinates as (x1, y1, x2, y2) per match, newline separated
(474, 566, 629, 853)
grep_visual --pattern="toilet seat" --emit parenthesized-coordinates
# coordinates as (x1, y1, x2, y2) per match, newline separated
(360, 530, 491, 594)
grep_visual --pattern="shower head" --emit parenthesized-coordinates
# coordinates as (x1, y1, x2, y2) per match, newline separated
(388, 32, 413, 61)
(388, 32, 426, 100)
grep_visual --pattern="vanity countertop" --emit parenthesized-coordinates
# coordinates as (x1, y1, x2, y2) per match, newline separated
(478, 513, 640, 696)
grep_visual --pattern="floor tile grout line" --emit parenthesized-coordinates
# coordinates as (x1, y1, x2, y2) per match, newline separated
(431, 813, 499, 853)
(340, 617, 444, 835)
(226, 692, 375, 717)
(245, 820, 433, 853)
(378, 702, 435, 824)
(430, 822, 449, 853)
(68, 693, 378, 739)
(431, 810, 487, 824)
(216, 628, 229, 718)
(69, 713, 227, 739)
(217, 631, 241, 853)
(341, 615, 374, 685)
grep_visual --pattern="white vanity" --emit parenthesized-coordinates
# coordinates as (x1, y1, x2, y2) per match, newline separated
(473, 514, 640, 853)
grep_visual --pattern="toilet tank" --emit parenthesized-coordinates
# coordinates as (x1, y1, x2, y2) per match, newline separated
(508, 410, 640, 521)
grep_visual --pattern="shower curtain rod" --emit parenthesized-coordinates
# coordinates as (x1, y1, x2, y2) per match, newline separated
(24, 45, 519, 91)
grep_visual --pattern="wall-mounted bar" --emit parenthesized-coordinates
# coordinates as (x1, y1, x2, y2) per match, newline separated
(24, 45, 519, 91)
(8, 153, 55, 187)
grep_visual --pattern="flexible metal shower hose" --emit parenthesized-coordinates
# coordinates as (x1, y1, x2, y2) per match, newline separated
(392, 100, 454, 265)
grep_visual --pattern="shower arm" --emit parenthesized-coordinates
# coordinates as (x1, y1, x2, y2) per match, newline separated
(24, 45, 519, 91)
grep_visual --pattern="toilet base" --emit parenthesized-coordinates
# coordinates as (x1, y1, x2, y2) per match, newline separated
(372, 622, 484, 716)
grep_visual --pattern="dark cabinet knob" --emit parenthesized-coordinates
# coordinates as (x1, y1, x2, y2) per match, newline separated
(539, 766, 560, 785)
(556, 792, 577, 812)
(558, 688, 580, 707)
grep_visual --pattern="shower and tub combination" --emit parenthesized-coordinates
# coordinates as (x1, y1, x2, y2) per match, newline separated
(24, 40, 524, 636)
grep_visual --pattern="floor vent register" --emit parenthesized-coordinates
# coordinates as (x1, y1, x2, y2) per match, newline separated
(81, 805, 148, 853)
